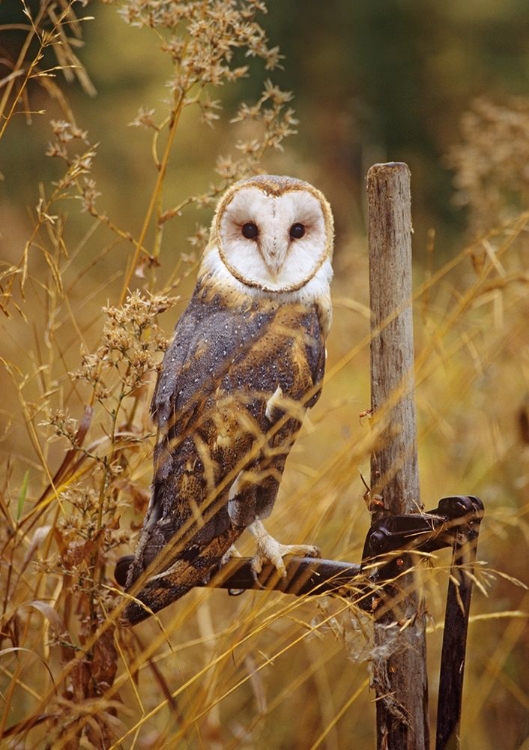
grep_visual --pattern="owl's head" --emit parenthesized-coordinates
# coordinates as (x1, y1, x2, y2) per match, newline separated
(202, 175, 334, 297)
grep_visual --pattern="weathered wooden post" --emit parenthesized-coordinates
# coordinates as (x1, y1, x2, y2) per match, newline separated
(367, 162, 429, 749)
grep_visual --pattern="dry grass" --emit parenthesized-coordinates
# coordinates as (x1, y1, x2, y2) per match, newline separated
(1, 2, 528, 748)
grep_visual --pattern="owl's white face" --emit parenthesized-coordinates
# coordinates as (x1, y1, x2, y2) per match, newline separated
(204, 177, 333, 297)
(217, 186, 329, 293)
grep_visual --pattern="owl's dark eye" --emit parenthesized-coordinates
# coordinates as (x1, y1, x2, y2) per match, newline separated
(290, 222, 306, 239)
(242, 222, 259, 239)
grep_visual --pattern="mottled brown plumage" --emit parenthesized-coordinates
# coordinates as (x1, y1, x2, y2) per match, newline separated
(121, 175, 333, 625)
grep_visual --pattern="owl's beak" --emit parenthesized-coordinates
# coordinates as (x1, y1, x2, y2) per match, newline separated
(261, 240, 286, 279)
(264, 258, 281, 278)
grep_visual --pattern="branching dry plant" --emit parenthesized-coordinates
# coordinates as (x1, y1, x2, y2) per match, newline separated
(1, 2, 528, 749)
(1, 1, 304, 746)
(448, 97, 529, 237)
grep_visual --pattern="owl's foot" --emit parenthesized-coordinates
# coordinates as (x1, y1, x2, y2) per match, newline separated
(248, 520, 320, 578)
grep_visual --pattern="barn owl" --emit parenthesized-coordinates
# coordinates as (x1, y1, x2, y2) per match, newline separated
(121, 174, 334, 625)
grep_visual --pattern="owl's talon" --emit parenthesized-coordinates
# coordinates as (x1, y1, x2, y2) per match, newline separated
(248, 520, 320, 580)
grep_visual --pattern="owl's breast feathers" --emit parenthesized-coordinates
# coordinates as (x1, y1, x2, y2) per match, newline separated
(122, 281, 326, 624)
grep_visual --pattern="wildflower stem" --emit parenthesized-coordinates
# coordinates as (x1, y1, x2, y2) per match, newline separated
(119, 93, 186, 304)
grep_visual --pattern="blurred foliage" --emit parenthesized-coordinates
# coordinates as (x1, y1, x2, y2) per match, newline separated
(1, 1, 529, 749)
(3, 0, 529, 257)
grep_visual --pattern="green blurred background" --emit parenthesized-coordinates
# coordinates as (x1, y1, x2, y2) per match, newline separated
(3, 0, 529, 262)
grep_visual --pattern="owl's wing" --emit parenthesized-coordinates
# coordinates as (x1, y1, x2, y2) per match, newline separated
(224, 302, 325, 528)
(122, 285, 325, 624)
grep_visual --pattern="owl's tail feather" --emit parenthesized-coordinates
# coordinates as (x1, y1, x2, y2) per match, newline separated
(121, 576, 194, 626)
(118, 525, 243, 626)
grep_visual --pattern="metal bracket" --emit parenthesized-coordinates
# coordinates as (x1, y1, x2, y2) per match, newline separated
(359, 494, 484, 609)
